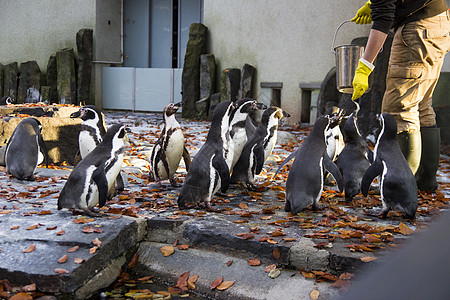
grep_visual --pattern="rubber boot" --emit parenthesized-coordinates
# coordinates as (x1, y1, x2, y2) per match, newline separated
(397, 131, 421, 175)
(416, 127, 440, 192)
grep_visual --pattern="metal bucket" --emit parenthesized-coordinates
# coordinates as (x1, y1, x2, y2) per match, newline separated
(332, 20, 365, 94)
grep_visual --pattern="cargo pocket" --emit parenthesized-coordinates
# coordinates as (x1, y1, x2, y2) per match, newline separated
(388, 65, 423, 79)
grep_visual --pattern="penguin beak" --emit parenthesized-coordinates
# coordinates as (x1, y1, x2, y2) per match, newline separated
(174, 102, 182, 109)
(256, 103, 267, 110)
(282, 111, 290, 118)
(70, 110, 81, 118)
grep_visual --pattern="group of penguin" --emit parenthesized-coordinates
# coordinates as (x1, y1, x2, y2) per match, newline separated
(1, 97, 418, 219)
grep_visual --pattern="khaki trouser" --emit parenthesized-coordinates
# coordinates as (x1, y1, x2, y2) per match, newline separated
(381, 10, 450, 133)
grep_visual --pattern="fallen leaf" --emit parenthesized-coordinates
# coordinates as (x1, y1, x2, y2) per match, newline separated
(273, 249, 281, 259)
(92, 238, 101, 247)
(23, 244, 36, 253)
(265, 264, 277, 273)
(268, 269, 281, 279)
(398, 223, 414, 235)
(46, 226, 57, 230)
(55, 268, 69, 274)
(310, 289, 320, 300)
(56, 230, 65, 235)
(177, 244, 189, 250)
(58, 254, 68, 264)
(339, 272, 354, 280)
(74, 258, 86, 264)
(82, 226, 95, 233)
(73, 218, 95, 224)
(160, 246, 175, 257)
(21, 283, 36, 292)
(248, 259, 261, 266)
(128, 252, 140, 269)
(210, 276, 223, 290)
(9, 293, 33, 300)
(226, 260, 233, 267)
(26, 224, 39, 230)
(360, 256, 377, 262)
(238, 203, 248, 209)
(67, 246, 79, 253)
(302, 271, 316, 279)
(187, 274, 198, 290)
(89, 246, 98, 254)
(176, 271, 190, 288)
(216, 280, 235, 291)
(10, 225, 20, 230)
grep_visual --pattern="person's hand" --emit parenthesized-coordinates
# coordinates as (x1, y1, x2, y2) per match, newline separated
(352, 59, 374, 100)
(351, 1, 372, 24)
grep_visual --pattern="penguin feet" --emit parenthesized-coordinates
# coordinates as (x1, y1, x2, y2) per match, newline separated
(82, 207, 103, 217)
(246, 183, 267, 192)
(169, 176, 180, 187)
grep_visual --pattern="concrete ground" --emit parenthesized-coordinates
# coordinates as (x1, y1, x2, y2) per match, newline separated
(0, 110, 449, 299)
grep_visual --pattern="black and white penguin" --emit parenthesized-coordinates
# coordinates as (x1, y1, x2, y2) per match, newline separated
(5, 118, 49, 180)
(325, 107, 345, 162)
(361, 113, 418, 219)
(281, 115, 344, 214)
(58, 124, 128, 216)
(177, 101, 235, 209)
(230, 106, 289, 189)
(71, 105, 124, 193)
(224, 98, 266, 171)
(149, 102, 191, 187)
(0, 96, 13, 105)
(335, 103, 373, 200)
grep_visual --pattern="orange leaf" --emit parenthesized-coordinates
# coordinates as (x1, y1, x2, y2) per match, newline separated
(74, 258, 86, 264)
(398, 223, 414, 235)
(360, 256, 377, 262)
(339, 272, 354, 280)
(310, 289, 320, 300)
(20, 283, 36, 292)
(302, 271, 316, 279)
(55, 268, 69, 274)
(46, 226, 57, 230)
(238, 203, 248, 209)
(187, 274, 198, 290)
(177, 244, 189, 250)
(210, 276, 223, 290)
(265, 264, 277, 273)
(216, 280, 235, 291)
(92, 238, 101, 247)
(23, 244, 36, 253)
(128, 252, 140, 269)
(273, 249, 281, 259)
(160, 246, 175, 257)
(9, 293, 33, 300)
(56, 230, 65, 235)
(248, 259, 261, 266)
(10, 225, 20, 230)
(73, 218, 95, 224)
(89, 246, 98, 254)
(26, 224, 39, 230)
(67, 246, 79, 253)
(58, 254, 68, 264)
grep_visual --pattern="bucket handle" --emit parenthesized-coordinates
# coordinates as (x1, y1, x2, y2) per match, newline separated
(331, 20, 353, 53)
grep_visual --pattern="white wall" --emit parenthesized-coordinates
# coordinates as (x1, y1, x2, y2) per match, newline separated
(204, 0, 371, 123)
(0, 0, 96, 71)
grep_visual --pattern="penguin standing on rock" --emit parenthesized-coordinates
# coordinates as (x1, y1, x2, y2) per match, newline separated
(361, 113, 418, 219)
(277, 115, 344, 214)
(224, 98, 267, 171)
(230, 106, 289, 190)
(177, 101, 235, 209)
(71, 105, 124, 194)
(149, 102, 191, 187)
(58, 124, 128, 216)
(5, 118, 48, 180)
(336, 103, 373, 200)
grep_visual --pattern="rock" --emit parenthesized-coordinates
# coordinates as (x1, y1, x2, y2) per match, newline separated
(240, 63, 255, 98)
(289, 238, 330, 271)
(40, 86, 52, 103)
(46, 55, 58, 103)
(3, 62, 19, 103)
(220, 68, 240, 102)
(18, 61, 42, 103)
(76, 29, 94, 105)
(181, 23, 208, 119)
(56, 48, 77, 104)
(276, 131, 299, 145)
(198, 54, 216, 120)
(208, 92, 221, 120)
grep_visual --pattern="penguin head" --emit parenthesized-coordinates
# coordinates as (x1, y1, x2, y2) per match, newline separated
(71, 105, 102, 122)
(164, 102, 182, 117)
(234, 98, 267, 114)
(106, 124, 129, 149)
(377, 113, 397, 141)
(327, 107, 345, 129)
(261, 107, 290, 125)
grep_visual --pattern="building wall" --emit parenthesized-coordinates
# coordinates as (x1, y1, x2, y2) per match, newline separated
(0, 0, 96, 71)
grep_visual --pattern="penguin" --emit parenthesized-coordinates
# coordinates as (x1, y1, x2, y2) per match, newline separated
(177, 101, 235, 209)
(5, 118, 49, 180)
(335, 102, 372, 200)
(230, 107, 289, 190)
(361, 113, 418, 219)
(224, 98, 267, 171)
(71, 105, 124, 193)
(0, 96, 13, 105)
(280, 115, 344, 214)
(149, 102, 191, 187)
(325, 107, 345, 162)
(58, 124, 128, 216)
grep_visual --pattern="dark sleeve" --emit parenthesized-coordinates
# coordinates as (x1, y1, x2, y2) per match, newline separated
(370, 0, 397, 34)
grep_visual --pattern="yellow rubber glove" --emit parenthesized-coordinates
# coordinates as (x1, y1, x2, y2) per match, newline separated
(352, 59, 374, 100)
(351, 1, 372, 24)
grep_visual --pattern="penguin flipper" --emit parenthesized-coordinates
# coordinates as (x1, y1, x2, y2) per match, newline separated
(159, 147, 172, 179)
(213, 154, 230, 193)
(274, 149, 298, 177)
(254, 145, 265, 175)
(183, 144, 191, 172)
(37, 134, 49, 167)
(361, 159, 383, 197)
(324, 154, 344, 192)
(92, 164, 109, 207)
(366, 146, 374, 163)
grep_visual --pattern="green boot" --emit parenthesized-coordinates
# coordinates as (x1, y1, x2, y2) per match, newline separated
(397, 131, 421, 175)
(416, 127, 441, 192)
